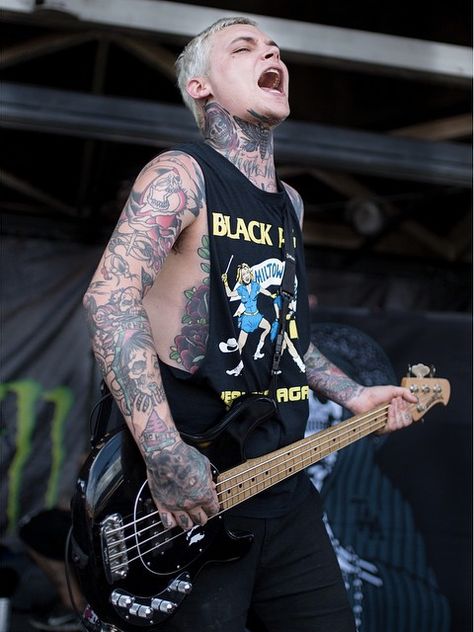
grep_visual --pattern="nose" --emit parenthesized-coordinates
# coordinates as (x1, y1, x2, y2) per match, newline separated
(263, 46, 280, 61)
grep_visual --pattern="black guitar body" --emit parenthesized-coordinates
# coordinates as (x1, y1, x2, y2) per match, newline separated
(70, 395, 277, 631)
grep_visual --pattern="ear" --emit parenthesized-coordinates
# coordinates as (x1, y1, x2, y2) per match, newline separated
(186, 77, 212, 101)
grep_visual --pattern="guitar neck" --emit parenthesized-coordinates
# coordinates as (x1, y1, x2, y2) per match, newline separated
(216, 404, 389, 512)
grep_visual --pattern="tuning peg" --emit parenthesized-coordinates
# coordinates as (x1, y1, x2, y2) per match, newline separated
(430, 365, 436, 377)
(410, 363, 430, 378)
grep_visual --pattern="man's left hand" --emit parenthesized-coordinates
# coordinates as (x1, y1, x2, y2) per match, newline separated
(348, 385, 418, 434)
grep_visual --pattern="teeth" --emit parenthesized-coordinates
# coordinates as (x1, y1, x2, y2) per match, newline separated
(267, 71, 280, 88)
(259, 69, 281, 91)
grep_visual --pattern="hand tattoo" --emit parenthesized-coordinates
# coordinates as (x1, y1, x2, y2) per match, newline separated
(140, 411, 215, 514)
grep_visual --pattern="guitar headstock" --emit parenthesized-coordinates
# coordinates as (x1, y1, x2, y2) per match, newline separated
(401, 363, 451, 422)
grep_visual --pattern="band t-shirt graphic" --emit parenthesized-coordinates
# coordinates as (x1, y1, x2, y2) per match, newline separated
(158, 142, 312, 518)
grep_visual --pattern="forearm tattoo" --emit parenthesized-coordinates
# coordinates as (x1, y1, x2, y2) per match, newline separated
(140, 410, 179, 453)
(304, 343, 363, 406)
(84, 152, 205, 426)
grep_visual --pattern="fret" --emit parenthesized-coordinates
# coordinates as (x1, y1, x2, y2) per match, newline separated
(215, 378, 451, 513)
(217, 407, 389, 510)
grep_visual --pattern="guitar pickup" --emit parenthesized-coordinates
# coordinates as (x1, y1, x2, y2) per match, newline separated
(101, 513, 129, 582)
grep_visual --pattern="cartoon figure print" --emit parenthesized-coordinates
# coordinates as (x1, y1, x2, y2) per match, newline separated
(219, 258, 305, 376)
(220, 262, 274, 376)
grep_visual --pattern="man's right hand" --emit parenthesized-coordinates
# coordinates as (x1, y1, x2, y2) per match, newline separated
(145, 437, 220, 531)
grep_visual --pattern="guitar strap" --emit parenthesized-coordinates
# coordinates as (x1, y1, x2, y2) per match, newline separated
(89, 382, 123, 447)
(268, 206, 296, 399)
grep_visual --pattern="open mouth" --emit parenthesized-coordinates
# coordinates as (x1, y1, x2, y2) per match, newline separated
(257, 68, 284, 94)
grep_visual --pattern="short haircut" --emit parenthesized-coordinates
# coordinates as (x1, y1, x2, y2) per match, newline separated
(175, 16, 257, 127)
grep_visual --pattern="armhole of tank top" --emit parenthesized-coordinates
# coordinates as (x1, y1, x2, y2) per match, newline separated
(170, 147, 213, 380)
(158, 356, 194, 381)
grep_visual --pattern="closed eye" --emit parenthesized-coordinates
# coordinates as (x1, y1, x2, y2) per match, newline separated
(234, 47, 250, 53)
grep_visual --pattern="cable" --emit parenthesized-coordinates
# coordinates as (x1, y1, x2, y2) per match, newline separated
(64, 526, 90, 632)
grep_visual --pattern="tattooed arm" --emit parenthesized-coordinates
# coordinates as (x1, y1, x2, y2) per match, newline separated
(304, 342, 417, 433)
(83, 151, 219, 530)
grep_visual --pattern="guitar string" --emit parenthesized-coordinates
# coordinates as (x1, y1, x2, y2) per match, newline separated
(218, 407, 388, 488)
(107, 402, 403, 566)
(111, 410, 386, 569)
(106, 402, 392, 541)
(108, 397, 424, 565)
(110, 395, 430, 570)
(108, 392, 437, 569)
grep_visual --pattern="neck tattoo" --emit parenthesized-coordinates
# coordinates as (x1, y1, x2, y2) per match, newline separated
(202, 102, 277, 192)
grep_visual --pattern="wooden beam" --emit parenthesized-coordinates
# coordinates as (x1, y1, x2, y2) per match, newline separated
(302, 218, 363, 249)
(0, 168, 76, 215)
(303, 213, 469, 261)
(0, 31, 98, 69)
(391, 114, 473, 141)
(0, 200, 50, 215)
(309, 168, 374, 199)
(1, 83, 471, 186)
(76, 39, 111, 214)
(448, 212, 473, 260)
(305, 169, 466, 262)
(113, 35, 176, 82)
(400, 220, 458, 261)
(1, 0, 471, 83)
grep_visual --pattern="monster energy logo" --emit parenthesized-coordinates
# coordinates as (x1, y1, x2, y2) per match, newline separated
(0, 379, 74, 532)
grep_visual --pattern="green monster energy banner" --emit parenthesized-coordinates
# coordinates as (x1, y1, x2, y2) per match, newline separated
(0, 236, 100, 537)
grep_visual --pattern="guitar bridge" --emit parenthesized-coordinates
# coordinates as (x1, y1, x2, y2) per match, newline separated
(101, 513, 129, 582)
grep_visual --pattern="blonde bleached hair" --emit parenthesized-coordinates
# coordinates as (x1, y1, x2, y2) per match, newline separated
(175, 17, 257, 128)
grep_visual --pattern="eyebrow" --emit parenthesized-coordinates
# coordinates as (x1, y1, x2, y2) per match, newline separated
(228, 36, 280, 50)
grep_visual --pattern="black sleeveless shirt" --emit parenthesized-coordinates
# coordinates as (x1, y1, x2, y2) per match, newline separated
(159, 142, 313, 517)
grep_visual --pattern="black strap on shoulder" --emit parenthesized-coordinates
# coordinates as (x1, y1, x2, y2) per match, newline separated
(269, 207, 296, 398)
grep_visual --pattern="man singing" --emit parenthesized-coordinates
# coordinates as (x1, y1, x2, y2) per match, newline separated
(84, 16, 416, 631)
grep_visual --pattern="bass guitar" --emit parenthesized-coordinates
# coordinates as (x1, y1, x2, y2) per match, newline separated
(70, 363, 450, 631)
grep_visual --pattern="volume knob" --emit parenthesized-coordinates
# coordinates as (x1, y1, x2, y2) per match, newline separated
(169, 579, 192, 594)
(151, 598, 177, 614)
(129, 603, 153, 619)
(110, 590, 134, 609)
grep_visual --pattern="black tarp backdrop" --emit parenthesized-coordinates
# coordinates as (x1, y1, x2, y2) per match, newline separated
(0, 236, 100, 538)
(0, 234, 471, 630)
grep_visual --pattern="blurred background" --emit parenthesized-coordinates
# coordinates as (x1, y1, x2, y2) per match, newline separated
(0, 1, 472, 631)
